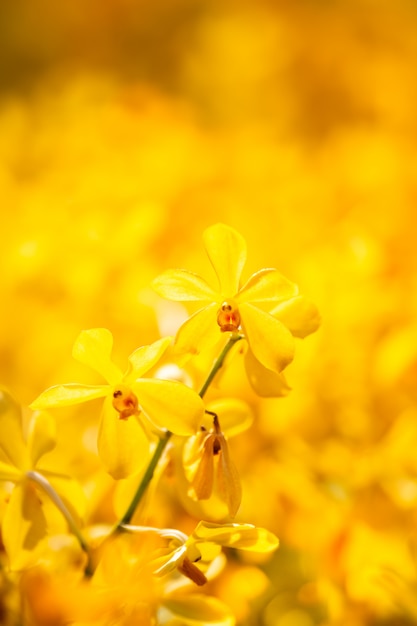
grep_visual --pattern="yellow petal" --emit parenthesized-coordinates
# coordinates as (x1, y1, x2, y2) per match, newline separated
(217, 439, 242, 518)
(270, 295, 321, 338)
(97, 397, 151, 479)
(240, 302, 295, 373)
(205, 398, 253, 437)
(152, 545, 188, 576)
(244, 349, 291, 398)
(2, 481, 47, 570)
(72, 328, 123, 385)
(203, 223, 247, 296)
(153, 269, 218, 301)
(237, 268, 298, 303)
(44, 472, 87, 521)
(27, 411, 56, 468)
(175, 304, 220, 355)
(162, 593, 235, 626)
(0, 388, 28, 472)
(194, 540, 223, 563)
(125, 336, 172, 382)
(193, 522, 279, 553)
(189, 436, 215, 500)
(134, 379, 204, 435)
(0, 461, 22, 481)
(30, 384, 109, 409)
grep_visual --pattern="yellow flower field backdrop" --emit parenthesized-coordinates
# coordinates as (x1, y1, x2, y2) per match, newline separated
(1, 0, 417, 624)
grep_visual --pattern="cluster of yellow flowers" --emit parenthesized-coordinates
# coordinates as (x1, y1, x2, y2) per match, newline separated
(0, 223, 319, 625)
(2, 2, 417, 624)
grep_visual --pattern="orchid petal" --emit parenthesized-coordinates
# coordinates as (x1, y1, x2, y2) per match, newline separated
(162, 594, 235, 626)
(270, 295, 321, 338)
(153, 545, 187, 576)
(26, 411, 56, 468)
(189, 437, 215, 500)
(193, 521, 279, 553)
(72, 328, 123, 385)
(175, 304, 220, 355)
(125, 337, 172, 382)
(237, 268, 298, 303)
(153, 269, 218, 302)
(97, 397, 151, 480)
(244, 349, 291, 398)
(45, 473, 87, 521)
(240, 303, 294, 373)
(30, 384, 109, 409)
(3, 481, 47, 570)
(205, 398, 253, 437)
(0, 461, 22, 482)
(134, 379, 204, 435)
(217, 439, 242, 517)
(203, 223, 247, 296)
(0, 389, 28, 472)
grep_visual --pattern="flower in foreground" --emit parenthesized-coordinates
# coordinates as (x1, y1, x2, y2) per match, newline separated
(149, 520, 279, 587)
(30, 329, 205, 479)
(153, 223, 320, 396)
(0, 389, 85, 570)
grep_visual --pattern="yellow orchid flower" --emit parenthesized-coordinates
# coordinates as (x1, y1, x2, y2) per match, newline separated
(0, 389, 85, 571)
(148, 520, 279, 587)
(153, 223, 320, 396)
(181, 399, 253, 518)
(30, 329, 205, 479)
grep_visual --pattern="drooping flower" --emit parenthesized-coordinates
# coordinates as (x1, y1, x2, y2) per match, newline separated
(30, 329, 205, 479)
(149, 520, 279, 587)
(181, 399, 253, 518)
(0, 388, 85, 570)
(153, 223, 320, 396)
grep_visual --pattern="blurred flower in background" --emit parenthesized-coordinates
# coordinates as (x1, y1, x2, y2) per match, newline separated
(1, 0, 417, 624)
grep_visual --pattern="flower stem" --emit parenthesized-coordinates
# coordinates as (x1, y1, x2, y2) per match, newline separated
(198, 333, 243, 398)
(116, 431, 172, 528)
(114, 334, 243, 532)
(26, 470, 94, 576)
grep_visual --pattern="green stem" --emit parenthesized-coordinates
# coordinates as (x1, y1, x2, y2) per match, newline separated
(198, 333, 243, 398)
(116, 431, 172, 528)
(114, 333, 243, 532)
(27, 470, 94, 577)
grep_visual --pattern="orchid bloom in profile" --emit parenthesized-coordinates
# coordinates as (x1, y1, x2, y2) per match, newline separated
(0, 389, 85, 570)
(153, 223, 320, 396)
(31, 329, 205, 479)
(181, 398, 253, 519)
(149, 520, 279, 587)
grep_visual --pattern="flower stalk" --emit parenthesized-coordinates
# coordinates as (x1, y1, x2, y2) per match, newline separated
(115, 333, 243, 531)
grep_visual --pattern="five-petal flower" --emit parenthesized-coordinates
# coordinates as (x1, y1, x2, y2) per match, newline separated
(153, 223, 320, 396)
(30, 329, 205, 479)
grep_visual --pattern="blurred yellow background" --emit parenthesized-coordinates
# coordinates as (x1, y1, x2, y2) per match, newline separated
(1, 0, 417, 624)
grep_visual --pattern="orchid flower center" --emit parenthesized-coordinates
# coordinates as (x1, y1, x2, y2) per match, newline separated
(112, 385, 139, 420)
(216, 301, 241, 332)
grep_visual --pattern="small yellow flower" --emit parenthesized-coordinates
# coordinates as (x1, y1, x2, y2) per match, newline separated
(153, 223, 320, 396)
(30, 329, 205, 479)
(0, 389, 84, 570)
(182, 400, 252, 518)
(150, 520, 279, 587)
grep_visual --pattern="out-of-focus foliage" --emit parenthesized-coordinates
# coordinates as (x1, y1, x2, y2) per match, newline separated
(1, 0, 417, 624)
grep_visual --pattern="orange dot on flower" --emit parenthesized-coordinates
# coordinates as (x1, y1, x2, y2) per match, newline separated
(217, 301, 241, 332)
(112, 385, 139, 420)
